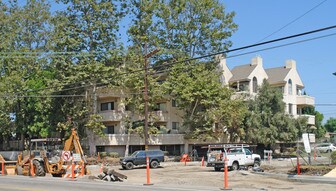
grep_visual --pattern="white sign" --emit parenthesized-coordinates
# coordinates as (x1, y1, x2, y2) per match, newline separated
(302, 133, 311, 153)
(62, 151, 71, 161)
(73, 153, 81, 162)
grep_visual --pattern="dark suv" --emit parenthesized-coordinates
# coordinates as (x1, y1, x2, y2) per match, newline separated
(120, 150, 164, 170)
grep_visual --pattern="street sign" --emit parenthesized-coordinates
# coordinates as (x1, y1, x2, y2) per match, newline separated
(73, 153, 81, 162)
(62, 151, 71, 161)
(302, 133, 311, 153)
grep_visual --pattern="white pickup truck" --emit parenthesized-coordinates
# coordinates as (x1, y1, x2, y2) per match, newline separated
(206, 144, 261, 171)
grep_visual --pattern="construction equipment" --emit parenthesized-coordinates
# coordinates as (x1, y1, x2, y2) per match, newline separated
(16, 128, 87, 177)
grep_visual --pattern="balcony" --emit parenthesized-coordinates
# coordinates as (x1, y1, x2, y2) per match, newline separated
(296, 95, 315, 106)
(99, 110, 123, 121)
(95, 133, 185, 146)
(151, 110, 169, 122)
(295, 114, 315, 125)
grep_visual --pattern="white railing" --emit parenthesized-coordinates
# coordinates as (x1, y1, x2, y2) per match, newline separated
(296, 95, 315, 106)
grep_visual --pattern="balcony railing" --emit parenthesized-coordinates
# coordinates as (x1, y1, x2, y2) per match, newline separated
(95, 133, 185, 146)
(296, 95, 315, 106)
(151, 110, 169, 122)
(295, 114, 315, 125)
(99, 110, 123, 121)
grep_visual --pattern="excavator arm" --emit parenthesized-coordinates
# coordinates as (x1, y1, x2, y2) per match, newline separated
(63, 128, 86, 163)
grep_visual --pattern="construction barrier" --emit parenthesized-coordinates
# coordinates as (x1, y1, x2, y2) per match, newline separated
(297, 155, 301, 175)
(263, 150, 273, 163)
(144, 156, 153, 185)
(180, 154, 191, 162)
(1, 160, 4, 176)
(62, 164, 82, 179)
(221, 157, 231, 190)
(100, 163, 104, 174)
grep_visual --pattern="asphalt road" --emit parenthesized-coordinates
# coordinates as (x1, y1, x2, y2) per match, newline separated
(0, 175, 221, 191)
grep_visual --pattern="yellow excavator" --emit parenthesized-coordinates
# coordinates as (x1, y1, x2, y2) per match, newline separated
(16, 128, 87, 177)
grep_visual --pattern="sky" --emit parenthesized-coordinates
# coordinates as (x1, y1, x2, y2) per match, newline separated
(48, 0, 336, 122)
(223, 0, 336, 123)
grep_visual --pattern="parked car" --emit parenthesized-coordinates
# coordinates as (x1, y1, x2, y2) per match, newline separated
(314, 143, 336, 153)
(120, 150, 164, 170)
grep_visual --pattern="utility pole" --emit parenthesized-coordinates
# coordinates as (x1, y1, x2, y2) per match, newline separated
(143, 45, 160, 185)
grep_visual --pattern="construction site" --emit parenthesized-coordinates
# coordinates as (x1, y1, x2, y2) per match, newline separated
(0, 132, 336, 191)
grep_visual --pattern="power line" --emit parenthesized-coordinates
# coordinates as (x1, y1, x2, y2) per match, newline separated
(258, 0, 328, 42)
(3, 25, 336, 97)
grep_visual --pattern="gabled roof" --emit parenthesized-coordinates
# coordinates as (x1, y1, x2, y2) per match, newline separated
(265, 67, 291, 84)
(229, 64, 257, 82)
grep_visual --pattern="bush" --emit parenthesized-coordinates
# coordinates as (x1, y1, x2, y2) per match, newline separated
(108, 152, 119, 158)
(331, 151, 336, 164)
(100, 152, 107, 158)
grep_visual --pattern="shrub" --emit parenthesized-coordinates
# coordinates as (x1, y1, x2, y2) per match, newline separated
(100, 152, 107, 158)
(331, 151, 336, 164)
(108, 152, 119, 158)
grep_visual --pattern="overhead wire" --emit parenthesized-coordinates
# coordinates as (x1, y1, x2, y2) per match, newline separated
(1, 25, 336, 98)
(258, 0, 328, 42)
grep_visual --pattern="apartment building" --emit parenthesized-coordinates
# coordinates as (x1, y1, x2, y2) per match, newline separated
(95, 56, 315, 156)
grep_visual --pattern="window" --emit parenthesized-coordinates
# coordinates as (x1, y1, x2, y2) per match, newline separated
(105, 125, 115, 134)
(288, 103, 293, 115)
(101, 102, 114, 111)
(288, 79, 292, 95)
(172, 122, 179, 130)
(252, 77, 258, 93)
(172, 99, 177, 107)
(154, 103, 166, 111)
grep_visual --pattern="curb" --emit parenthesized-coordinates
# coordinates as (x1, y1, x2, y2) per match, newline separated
(252, 171, 336, 184)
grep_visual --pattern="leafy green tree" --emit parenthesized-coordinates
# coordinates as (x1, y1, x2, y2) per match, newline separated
(325, 118, 336, 133)
(0, 0, 54, 149)
(243, 80, 307, 144)
(154, 0, 237, 59)
(50, 0, 127, 155)
(163, 62, 245, 142)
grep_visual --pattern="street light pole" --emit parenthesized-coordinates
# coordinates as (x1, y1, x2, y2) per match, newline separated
(143, 45, 160, 185)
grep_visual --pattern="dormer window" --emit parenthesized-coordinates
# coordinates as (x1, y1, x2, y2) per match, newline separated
(253, 77, 258, 93)
(288, 79, 292, 95)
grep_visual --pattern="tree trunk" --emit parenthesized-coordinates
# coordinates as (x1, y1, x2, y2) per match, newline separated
(125, 131, 130, 157)
(87, 128, 96, 156)
(19, 133, 24, 150)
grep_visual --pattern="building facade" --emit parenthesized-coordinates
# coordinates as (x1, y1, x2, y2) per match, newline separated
(95, 56, 315, 156)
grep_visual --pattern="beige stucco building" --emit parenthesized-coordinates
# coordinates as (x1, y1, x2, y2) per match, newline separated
(95, 56, 315, 156)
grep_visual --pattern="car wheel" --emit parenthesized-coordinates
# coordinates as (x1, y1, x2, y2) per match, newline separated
(125, 162, 134, 170)
(253, 161, 261, 168)
(327, 149, 332, 153)
(150, 160, 159, 169)
(231, 162, 239, 171)
(214, 167, 221, 171)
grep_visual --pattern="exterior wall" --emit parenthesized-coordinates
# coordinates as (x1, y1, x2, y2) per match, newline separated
(94, 56, 316, 156)
(279, 60, 315, 125)
(247, 56, 268, 94)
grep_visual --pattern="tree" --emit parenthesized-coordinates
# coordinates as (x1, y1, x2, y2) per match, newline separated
(243, 80, 307, 144)
(0, 0, 54, 149)
(163, 61, 246, 142)
(154, 0, 237, 59)
(126, 0, 239, 142)
(325, 118, 336, 133)
(50, 0, 127, 155)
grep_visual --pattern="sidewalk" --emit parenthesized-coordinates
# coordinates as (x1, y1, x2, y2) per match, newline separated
(252, 171, 336, 184)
